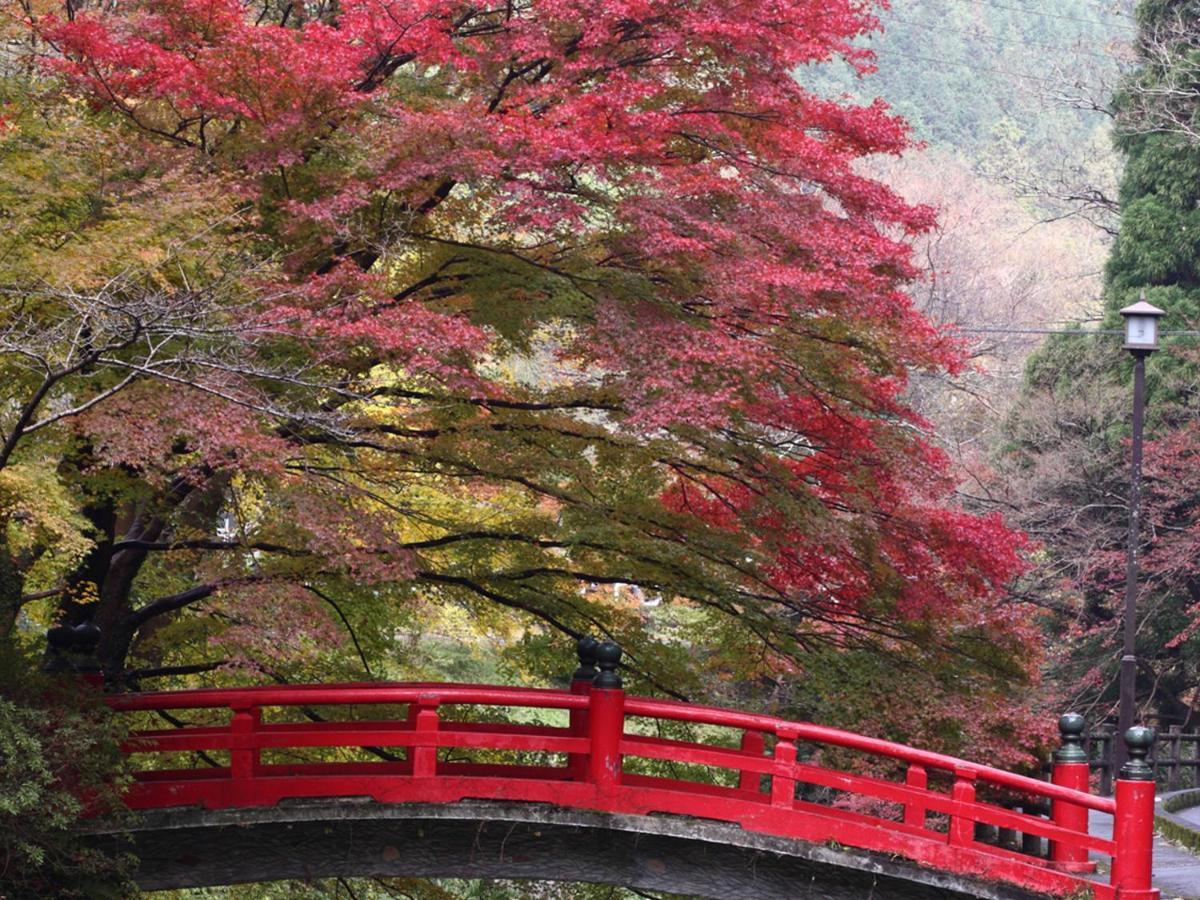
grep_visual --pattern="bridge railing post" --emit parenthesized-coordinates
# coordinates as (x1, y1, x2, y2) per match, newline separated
(949, 766, 977, 846)
(904, 764, 927, 829)
(587, 640, 625, 793)
(408, 696, 440, 778)
(1111, 726, 1160, 900)
(569, 637, 598, 781)
(739, 730, 765, 793)
(229, 704, 261, 804)
(1050, 713, 1095, 872)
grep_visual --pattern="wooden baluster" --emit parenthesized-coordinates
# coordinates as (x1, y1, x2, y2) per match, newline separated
(229, 705, 261, 806)
(949, 767, 977, 846)
(1021, 800, 1046, 857)
(771, 729, 798, 809)
(408, 697, 440, 777)
(739, 730, 765, 793)
(1149, 727, 1159, 781)
(904, 764, 927, 829)
(1100, 731, 1114, 797)
(997, 805, 1019, 851)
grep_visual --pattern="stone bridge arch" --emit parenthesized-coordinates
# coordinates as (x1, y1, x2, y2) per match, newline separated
(102, 800, 1051, 899)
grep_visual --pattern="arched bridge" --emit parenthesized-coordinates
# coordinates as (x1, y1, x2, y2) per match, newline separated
(100, 641, 1160, 899)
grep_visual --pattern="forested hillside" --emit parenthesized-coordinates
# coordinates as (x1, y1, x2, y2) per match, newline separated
(817, 0, 1132, 156)
(808, 3, 1132, 466)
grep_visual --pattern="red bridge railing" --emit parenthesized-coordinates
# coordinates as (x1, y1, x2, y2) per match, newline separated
(106, 639, 1159, 899)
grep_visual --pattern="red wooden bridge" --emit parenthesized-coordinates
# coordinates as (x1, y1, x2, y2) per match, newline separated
(102, 640, 1160, 898)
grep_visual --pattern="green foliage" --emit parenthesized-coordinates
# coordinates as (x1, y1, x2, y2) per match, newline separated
(0, 463, 95, 597)
(1018, 1, 1200, 432)
(0, 649, 133, 899)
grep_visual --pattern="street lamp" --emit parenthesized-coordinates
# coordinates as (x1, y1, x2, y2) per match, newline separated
(1114, 294, 1165, 774)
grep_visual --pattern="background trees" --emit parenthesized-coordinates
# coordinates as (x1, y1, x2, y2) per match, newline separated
(1118, 0, 1200, 145)
(998, 0, 1200, 728)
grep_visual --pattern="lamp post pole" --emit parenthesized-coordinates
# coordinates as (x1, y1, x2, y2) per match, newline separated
(1114, 295, 1165, 776)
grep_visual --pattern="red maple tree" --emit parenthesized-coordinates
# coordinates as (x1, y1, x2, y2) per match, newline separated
(3, 0, 1044, 757)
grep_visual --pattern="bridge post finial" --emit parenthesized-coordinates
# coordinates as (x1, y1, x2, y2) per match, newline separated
(593, 640, 622, 689)
(44, 621, 103, 686)
(44, 623, 75, 674)
(1054, 713, 1088, 764)
(573, 636, 600, 683)
(1119, 726, 1156, 782)
(1110, 726, 1158, 898)
(567, 636, 599, 781)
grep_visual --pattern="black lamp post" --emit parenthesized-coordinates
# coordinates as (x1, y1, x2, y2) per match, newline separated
(1114, 294, 1165, 774)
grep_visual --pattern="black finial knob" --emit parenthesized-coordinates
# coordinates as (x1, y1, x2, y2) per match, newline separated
(593, 639, 622, 689)
(43, 621, 103, 676)
(71, 621, 103, 675)
(72, 621, 102, 654)
(44, 624, 73, 674)
(573, 636, 599, 681)
(1120, 726, 1156, 781)
(1054, 713, 1088, 763)
(43, 624, 103, 681)
(47, 623, 75, 652)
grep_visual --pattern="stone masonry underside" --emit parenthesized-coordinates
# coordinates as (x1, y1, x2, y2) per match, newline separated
(93, 799, 1057, 898)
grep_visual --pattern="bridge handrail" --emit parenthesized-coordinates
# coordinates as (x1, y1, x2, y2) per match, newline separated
(106, 682, 589, 713)
(623, 695, 1117, 814)
(108, 682, 1114, 815)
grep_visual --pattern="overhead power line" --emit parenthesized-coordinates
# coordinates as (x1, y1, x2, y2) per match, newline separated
(961, 327, 1121, 334)
(869, 47, 1100, 89)
(959, 328, 1200, 337)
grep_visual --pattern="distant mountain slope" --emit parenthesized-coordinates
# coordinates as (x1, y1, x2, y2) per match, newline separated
(804, 0, 1133, 163)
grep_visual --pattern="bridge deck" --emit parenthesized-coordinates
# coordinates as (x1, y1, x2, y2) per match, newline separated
(96, 799, 1064, 899)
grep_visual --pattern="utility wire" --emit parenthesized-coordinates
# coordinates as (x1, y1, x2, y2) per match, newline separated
(959, 328, 1200, 336)
(869, 47, 1102, 88)
(819, 4, 1134, 91)
(960, 327, 1121, 334)
(820, 0, 1134, 31)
